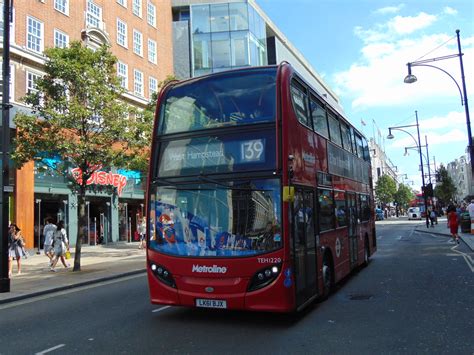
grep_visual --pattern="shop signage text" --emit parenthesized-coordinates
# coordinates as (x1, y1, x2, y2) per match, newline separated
(71, 168, 127, 196)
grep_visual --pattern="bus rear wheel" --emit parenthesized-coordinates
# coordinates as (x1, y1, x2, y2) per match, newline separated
(363, 237, 370, 267)
(319, 254, 333, 301)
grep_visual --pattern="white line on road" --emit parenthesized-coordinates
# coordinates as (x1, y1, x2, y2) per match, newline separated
(35, 344, 65, 354)
(152, 306, 171, 313)
(450, 245, 474, 273)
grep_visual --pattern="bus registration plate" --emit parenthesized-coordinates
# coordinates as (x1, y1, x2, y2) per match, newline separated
(195, 299, 227, 309)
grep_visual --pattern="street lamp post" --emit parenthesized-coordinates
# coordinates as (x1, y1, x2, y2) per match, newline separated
(404, 29, 472, 173)
(388, 110, 430, 228)
(0, 0, 12, 293)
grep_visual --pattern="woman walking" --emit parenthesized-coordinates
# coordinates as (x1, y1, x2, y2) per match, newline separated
(50, 220, 70, 271)
(447, 208, 460, 244)
(8, 224, 25, 277)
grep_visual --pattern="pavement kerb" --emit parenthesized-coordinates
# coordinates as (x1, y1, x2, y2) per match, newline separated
(414, 223, 474, 252)
(0, 268, 146, 305)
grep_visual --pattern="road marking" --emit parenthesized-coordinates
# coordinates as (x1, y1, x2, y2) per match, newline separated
(450, 245, 474, 272)
(35, 344, 65, 354)
(152, 306, 171, 313)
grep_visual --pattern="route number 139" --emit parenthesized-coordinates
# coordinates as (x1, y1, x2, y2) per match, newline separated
(240, 139, 264, 162)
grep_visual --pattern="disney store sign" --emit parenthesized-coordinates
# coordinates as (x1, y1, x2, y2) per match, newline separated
(71, 167, 128, 196)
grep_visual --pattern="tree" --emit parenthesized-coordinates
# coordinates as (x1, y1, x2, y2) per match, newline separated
(12, 42, 152, 271)
(433, 165, 457, 205)
(393, 183, 414, 211)
(374, 175, 397, 206)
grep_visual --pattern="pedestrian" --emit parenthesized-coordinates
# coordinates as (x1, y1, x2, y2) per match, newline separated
(429, 209, 437, 228)
(8, 224, 26, 277)
(447, 208, 460, 244)
(468, 199, 474, 234)
(43, 218, 57, 266)
(138, 217, 147, 249)
(50, 220, 70, 271)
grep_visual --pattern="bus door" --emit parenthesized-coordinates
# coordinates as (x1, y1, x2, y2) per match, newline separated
(292, 188, 318, 306)
(347, 193, 358, 268)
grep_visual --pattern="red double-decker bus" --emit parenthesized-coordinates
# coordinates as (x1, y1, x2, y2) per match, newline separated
(146, 63, 376, 312)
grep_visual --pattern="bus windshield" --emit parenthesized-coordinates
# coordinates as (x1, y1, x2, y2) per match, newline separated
(148, 179, 281, 257)
(159, 68, 277, 135)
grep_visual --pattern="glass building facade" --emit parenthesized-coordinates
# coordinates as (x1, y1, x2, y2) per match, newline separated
(190, 2, 267, 77)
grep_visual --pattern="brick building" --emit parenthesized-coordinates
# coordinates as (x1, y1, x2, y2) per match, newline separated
(1, 0, 173, 248)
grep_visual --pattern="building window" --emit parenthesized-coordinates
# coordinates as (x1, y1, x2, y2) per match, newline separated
(229, 2, 248, 31)
(149, 76, 157, 96)
(147, 2, 156, 27)
(148, 39, 157, 64)
(132, 0, 142, 18)
(117, 62, 128, 89)
(117, 0, 127, 8)
(86, 0, 102, 28)
(54, 29, 69, 48)
(54, 0, 69, 15)
(117, 19, 127, 48)
(191, 5, 210, 34)
(210, 3, 229, 32)
(27, 16, 43, 53)
(27, 71, 41, 94)
(133, 30, 143, 56)
(211, 32, 231, 69)
(134, 69, 143, 96)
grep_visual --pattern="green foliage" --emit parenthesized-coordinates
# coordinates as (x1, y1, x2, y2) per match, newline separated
(374, 175, 397, 205)
(433, 165, 457, 204)
(11, 42, 152, 270)
(13, 41, 150, 177)
(393, 183, 414, 210)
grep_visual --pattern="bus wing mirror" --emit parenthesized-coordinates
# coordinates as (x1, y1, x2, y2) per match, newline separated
(283, 186, 295, 202)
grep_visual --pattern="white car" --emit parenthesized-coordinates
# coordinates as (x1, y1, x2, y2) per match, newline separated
(408, 207, 422, 220)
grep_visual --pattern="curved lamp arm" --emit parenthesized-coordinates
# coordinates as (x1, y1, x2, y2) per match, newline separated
(408, 63, 464, 106)
(389, 127, 418, 147)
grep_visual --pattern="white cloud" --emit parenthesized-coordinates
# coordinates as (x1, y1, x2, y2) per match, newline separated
(374, 4, 405, 15)
(333, 30, 474, 111)
(387, 13, 437, 35)
(443, 6, 457, 15)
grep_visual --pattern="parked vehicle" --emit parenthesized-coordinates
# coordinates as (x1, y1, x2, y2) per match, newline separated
(408, 207, 421, 220)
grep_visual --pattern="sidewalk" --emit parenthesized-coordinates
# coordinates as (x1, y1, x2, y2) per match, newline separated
(415, 216, 474, 251)
(0, 243, 146, 305)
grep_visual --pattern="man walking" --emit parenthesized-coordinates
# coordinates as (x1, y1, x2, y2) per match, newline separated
(468, 200, 474, 235)
(43, 218, 57, 266)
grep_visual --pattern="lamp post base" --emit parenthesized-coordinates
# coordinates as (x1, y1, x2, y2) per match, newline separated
(0, 277, 11, 293)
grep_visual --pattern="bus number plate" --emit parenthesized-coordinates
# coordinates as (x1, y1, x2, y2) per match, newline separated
(195, 299, 227, 309)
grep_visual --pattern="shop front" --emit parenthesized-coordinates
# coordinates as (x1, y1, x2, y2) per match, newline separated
(32, 164, 145, 247)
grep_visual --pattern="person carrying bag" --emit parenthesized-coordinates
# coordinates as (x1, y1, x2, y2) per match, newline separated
(50, 220, 70, 271)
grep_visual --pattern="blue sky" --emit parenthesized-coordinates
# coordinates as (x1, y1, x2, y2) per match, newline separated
(257, 0, 474, 190)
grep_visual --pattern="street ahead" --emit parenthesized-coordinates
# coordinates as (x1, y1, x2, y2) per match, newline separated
(1, 219, 473, 354)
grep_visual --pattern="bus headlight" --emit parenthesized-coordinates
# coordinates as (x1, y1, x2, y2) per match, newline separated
(248, 264, 281, 292)
(150, 263, 176, 288)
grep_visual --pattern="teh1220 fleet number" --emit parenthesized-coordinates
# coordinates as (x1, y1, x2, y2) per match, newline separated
(257, 257, 282, 264)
